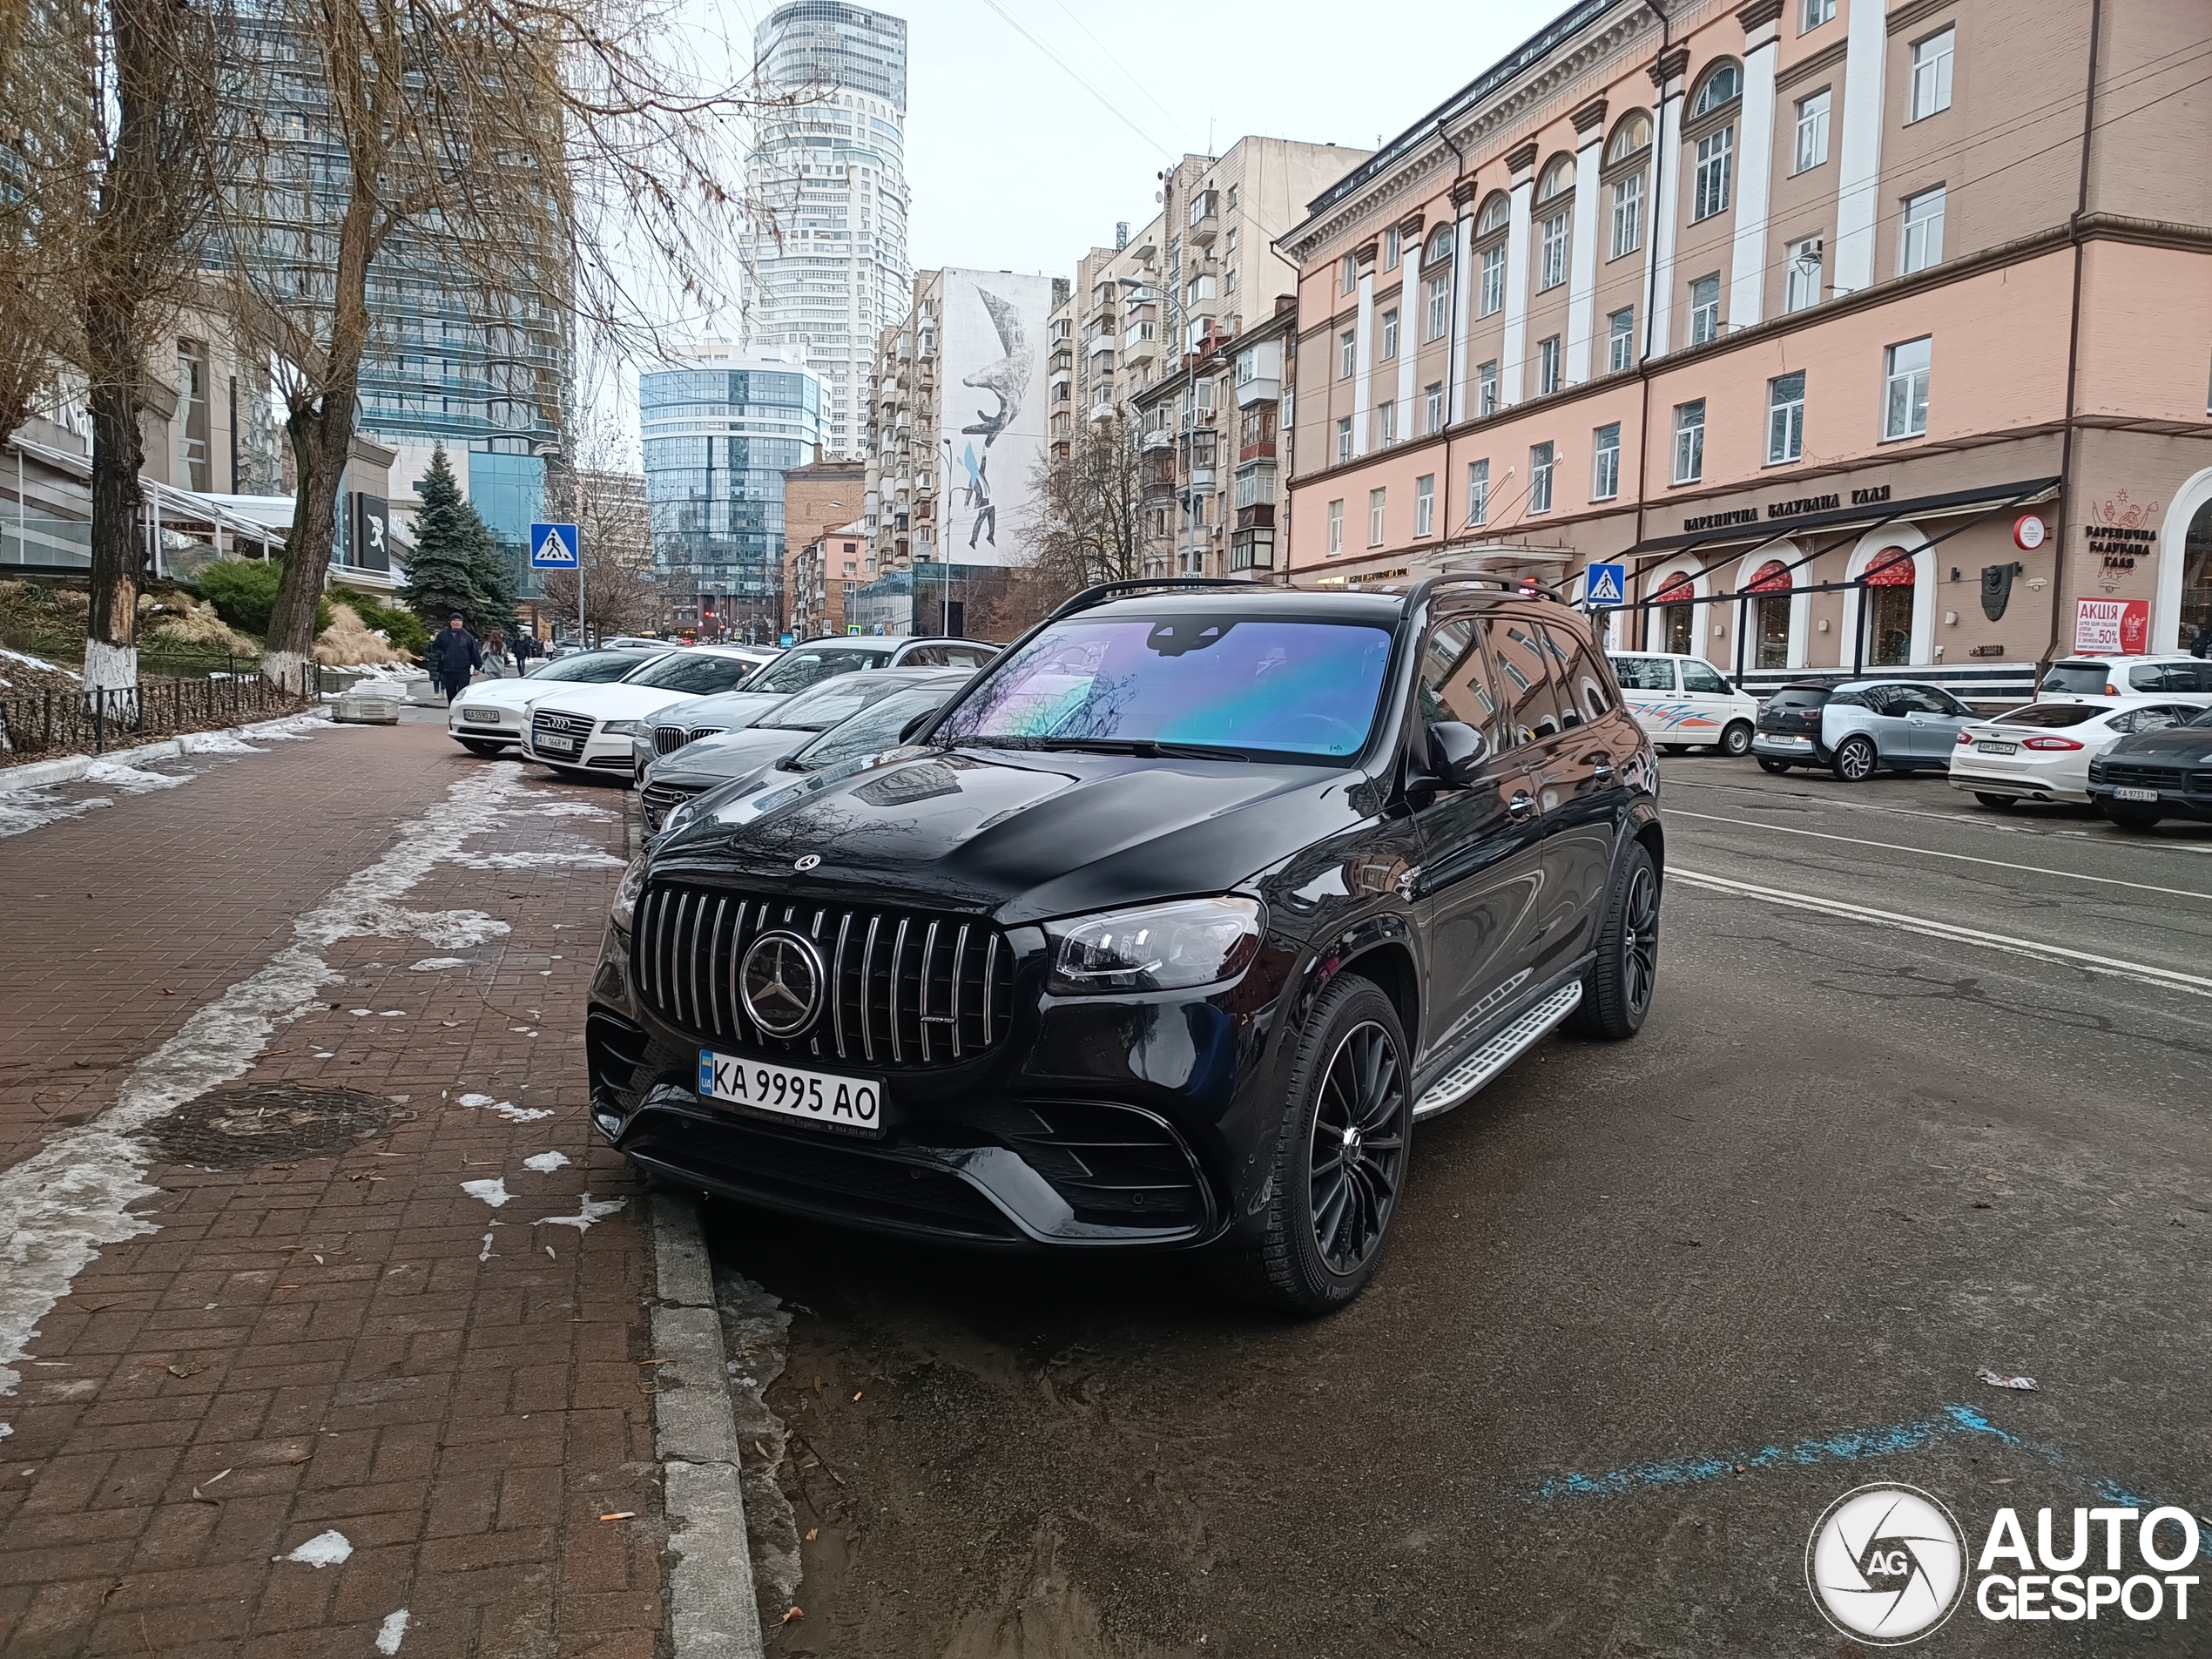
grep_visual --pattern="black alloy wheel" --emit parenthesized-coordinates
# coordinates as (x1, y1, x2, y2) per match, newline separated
(1307, 1021, 1408, 1277)
(1831, 735, 1878, 781)
(1757, 757, 1791, 774)
(1569, 840, 1661, 1040)
(1717, 721, 1753, 757)
(2101, 804, 2162, 832)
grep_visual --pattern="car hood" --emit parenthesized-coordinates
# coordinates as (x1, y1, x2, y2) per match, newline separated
(532, 683, 702, 722)
(651, 690, 792, 732)
(452, 677, 576, 710)
(2103, 726, 2212, 761)
(651, 746, 1367, 925)
(649, 725, 812, 786)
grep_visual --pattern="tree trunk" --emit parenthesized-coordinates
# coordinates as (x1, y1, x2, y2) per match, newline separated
(84, 307, 145, 703)
(261, 394, 352, 687)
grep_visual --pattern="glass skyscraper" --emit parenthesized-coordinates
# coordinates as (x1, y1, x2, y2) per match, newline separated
(640, 347, 822, 639)
(745, 3, 910, 458)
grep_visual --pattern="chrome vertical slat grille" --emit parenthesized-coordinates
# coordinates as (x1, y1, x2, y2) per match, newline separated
(632, 882, 1013, 1070)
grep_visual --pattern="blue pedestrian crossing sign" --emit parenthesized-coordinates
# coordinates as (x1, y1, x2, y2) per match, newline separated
(1584, 562, 1627, 605)
(529, 522, 580, 569)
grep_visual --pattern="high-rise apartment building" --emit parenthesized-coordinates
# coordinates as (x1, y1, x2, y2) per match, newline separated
(745, 3, 911, 460)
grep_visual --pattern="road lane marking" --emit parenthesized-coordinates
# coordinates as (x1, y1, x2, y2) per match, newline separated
(1665, 776, 2212, 854)
(1669, 810, 2212, 902)
(1670, 867, 2212, 998)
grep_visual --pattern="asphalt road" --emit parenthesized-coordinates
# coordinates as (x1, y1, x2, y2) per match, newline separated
(704, 757, 2212, 1658)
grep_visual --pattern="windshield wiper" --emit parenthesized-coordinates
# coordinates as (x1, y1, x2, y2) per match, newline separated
(1034, 737, 1248, 761)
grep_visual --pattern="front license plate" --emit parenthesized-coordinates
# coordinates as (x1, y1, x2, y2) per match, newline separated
(537, 734, 577, 753)
(698, 1049, 882, 1135)
(2114, 786, 2161, 803)
(1977, 741, 2019, 755)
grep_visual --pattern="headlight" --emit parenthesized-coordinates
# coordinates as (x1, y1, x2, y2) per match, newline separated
(602, 719, 644, 736)
(1046, 896, 1261, 995)
(610, 856, 648, 931)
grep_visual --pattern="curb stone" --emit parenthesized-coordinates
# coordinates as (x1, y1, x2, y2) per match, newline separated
(0, 710, 334, 792)
(652, 1190, 767, 1658)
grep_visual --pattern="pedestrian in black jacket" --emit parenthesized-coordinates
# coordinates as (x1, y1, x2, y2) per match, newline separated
(424, 613, 482, 703)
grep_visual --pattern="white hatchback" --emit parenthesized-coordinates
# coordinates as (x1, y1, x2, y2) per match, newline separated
(1607, 652, 1763, 756)
(1948, 694, 2206, 807)
(2037, 655, 2212, 700)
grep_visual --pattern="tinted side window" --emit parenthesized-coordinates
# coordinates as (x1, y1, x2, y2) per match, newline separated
(2128, 665, 2166, 691)
(1541, 624, 1619, 725)
(1889, 686, 1950, 715)
(1610, 655, 1678, 691)
(1485, 617, 1568, 748)
(1679, 659, 1729, 696)
(1419, 617, 1502, 748)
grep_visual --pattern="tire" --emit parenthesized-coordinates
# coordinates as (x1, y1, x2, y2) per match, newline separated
(1716, 721, 1753, 758)
(1660, 743, 1689, 756)
(2101, 803, 2162, 832)
(1210, 974, 1411, 1316)
(1973, 792, 2017, 811)
(459, 738, 507, 758)
(1830, 735, 1878, 782)
(1567, 840, 1660, 1042)
(1757, 758, 1791, 774)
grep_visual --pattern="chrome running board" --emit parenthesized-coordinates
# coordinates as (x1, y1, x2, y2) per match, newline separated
(1412, 982, 1583, 1121)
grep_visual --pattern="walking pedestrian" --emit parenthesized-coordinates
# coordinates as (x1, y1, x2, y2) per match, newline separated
(424, 612, 481, 703)
(2190, 618, 2212, 659)
(479, 629, 516, 680)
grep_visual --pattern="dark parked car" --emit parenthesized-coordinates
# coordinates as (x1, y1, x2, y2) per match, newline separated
(1750, 678, 1975, 779)
(2085, 705, 2212, 829)
(586, 578, 1663, 1312)
(638, 669, 970, 832)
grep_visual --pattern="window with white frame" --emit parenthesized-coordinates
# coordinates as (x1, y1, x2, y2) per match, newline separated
(1425, 273, 1449, 340)
(1368, 487, 1387, 545)
(1884, 336, 1931, 439)
(1478, 360, 1499, 417)
(1900, 185, 1946, 273)
(1610, 171, 1644, 259)
(1381, 307, 1399, 360)
(1327, 497, 1344, 553)
(1480, 242, 1506, 316)
(1910, 28, 1954, 121)
(1477, 192, 1510, 236)
(1416, 474, 1435, 536)
(1224, 266, 1238, 293)
(1767, 371, 1805, 463)
(1528, 442, 1556, 513)
(1689, 273, 1722, 345)
(1339, 330, 1356, 378)
(1384, 226, 1402, 268)
(1785, 236, 1824, 312)
(1608, 307, 1635, 372)
(1691, 61, 1743, 117)
(1803, 0, 1834, 27)
(1794, 90, 1830, 172)
(1424, 225, 1453, 269)
(1673, 399, 1706, 483)
(1340, 253, 1357, 294)
(1336, 416, 1352, 464)
(1538, 334, 1561, 395)
(1592, 421, 1621, 500)
(1378, 399, 1397, 447)
(1424, 381, 1445, 434)
(1541, 211, 1569, 289)
(1692, 126, 1734, 220)
(1467, 458, 1491, 524)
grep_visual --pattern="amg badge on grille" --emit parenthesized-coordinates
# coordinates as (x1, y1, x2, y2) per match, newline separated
(739, 930, 825, 1037)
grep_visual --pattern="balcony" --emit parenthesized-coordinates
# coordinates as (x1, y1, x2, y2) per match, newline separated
(1186, 189, 1218, 247)
(1238, 435, 1277, 462)
(1141, 424, 1174, 451)
(1235, 502, 1275, 532)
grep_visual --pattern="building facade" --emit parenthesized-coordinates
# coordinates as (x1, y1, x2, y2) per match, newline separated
(639, 345, 823, 641)
(781, 456, 866, 634)
(745, 2, 912, 460)
(788, 520, 867, 637)
(1282, 0, 2212, 695)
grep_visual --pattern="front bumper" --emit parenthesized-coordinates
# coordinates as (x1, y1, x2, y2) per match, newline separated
(2086, 778, 2212, 822)
(519, 727, 639, 775)
(448, 704, 524, 746)
(585, 919, 1294, 1251)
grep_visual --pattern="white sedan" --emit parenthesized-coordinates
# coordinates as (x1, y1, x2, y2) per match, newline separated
(518, 644, 769, 780)
(1947, 695, 2205, 808)
(445, 645, 671, 755)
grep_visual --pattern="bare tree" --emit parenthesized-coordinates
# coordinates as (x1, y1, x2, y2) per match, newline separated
(538, 417, 662, 639)
(0, 0, 92, 452)
(71, 0, 233, 697)
(219, 0, 776, 686)
(1022, 414, 1159, 607)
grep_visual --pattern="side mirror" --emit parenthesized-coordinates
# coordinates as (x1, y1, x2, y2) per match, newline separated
(898, 710, 935, 744)
(1427, 720, 1487, 786)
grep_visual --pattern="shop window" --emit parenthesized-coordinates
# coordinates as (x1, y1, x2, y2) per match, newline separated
(1865, 547, 1916, 664)
(2181, 500, 2212, 651)
(1656, 576, 1696, 654)
(1748, 559, 1792, 668)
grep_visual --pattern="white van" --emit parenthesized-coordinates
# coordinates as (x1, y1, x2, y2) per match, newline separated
(1607, 652, 1762, 756)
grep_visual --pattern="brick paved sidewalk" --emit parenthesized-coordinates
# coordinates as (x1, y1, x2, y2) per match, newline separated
(0, 724, 673, 1659)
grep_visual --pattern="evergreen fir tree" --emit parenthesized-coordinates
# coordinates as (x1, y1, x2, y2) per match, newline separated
(399, 445, 487, 625)
(465, 523, 519, 637)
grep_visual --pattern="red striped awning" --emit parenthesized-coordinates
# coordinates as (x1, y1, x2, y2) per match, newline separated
(1746, 560, 1791, 594)
(1865, 547, 1917, 586)
(1653, 572, 1696, 601)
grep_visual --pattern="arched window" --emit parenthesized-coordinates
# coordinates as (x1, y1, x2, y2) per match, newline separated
(1605, 111, 1653, 165)
(1747, 560, 1792, 668)
(1654, 572, 1697, 655)
(2185, 499, 2212, 650)
(1424, 223, 1454, 268)
(1864, 546, 1916, 665)
(1536, 154, 1576, 202)
(1476, 191, 1511, 237)
(1690, 60, 1743, 117)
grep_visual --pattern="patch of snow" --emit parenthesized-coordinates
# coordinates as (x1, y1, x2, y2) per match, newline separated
(375, 1609, 410, 1656)
(0, 792, 111, 840)
(409, 957, 466, 971)
(461, 1179, 510, 1209)
(275, 1529, 353, 1567)
(478, 1232, 496, 1263)
(81, 761, 186, 790)
(459, 1093, 551, 1123)
(460, 848, 626, 872)
(376, 1009, 405, 1017)
(0, 646, 77, 678)
(522, 1151, 570, 1173)
(535, 1193, 624, 1231)
(175, 732, 263, 755)
(523, 801, 617, 819)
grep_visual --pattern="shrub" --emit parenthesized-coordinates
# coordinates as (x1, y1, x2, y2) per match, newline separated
(333, 589, 430, 657)
(195, 558, 332, 637)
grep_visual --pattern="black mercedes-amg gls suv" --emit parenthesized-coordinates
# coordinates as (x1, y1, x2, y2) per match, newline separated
(586, 577, 1662, 1312)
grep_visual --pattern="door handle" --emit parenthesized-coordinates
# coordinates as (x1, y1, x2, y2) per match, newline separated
(1507, 792, 1536, 820)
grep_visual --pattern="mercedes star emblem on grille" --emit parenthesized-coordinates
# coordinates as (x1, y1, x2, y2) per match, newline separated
(793, 853, 823, 872)
(739, 930, 825, 1037)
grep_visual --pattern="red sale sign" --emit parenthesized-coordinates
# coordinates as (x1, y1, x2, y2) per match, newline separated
(2074, 597, 2150, 655)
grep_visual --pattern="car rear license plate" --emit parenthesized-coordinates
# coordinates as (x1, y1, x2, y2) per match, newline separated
(1977, 741, 2019, 755)
(538, 733, 577, 753)
(698, 1049, 881, 1135)
(2114, 786, 2161, 803)
(1768, 734, 1811, 747)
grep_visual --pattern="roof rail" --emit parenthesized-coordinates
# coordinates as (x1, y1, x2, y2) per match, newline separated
(1402, 571, 1565, 613)
(1043, 577, 1257, 623)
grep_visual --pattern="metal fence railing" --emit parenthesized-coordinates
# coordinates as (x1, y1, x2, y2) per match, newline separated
(0, 658, 320, 759)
